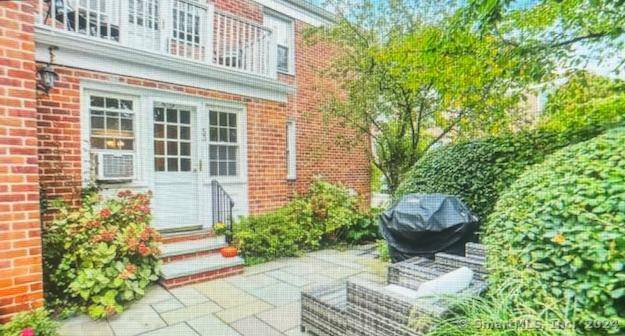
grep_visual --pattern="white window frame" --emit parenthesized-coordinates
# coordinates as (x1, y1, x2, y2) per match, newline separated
(286, 119, 296, 180)
(264, 10, 295, 75)
(88, 93, 137, 153)
(208, 109, 241, 178)
(84, 90, 140, 185)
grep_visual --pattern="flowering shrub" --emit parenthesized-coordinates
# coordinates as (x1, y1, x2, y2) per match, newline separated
(0, 309, 59, 336)
(43, 190, 161, 319)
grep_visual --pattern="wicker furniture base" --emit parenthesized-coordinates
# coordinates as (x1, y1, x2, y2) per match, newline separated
(301, 282, 348, 336)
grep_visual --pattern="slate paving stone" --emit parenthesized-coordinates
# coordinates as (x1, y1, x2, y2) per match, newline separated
(230, 316, 283, 336)
(215, 300, 274, 323)
(138, 285, 175, 305)
(58, 314, 115, 336)
(151, 298, 185, 314)
(246, 282, 302, 306)
(169, 286, 210, 306)
(266, 269, 312, 287)
(186, 314, 242, 336)
(256, 301, 301, 332)
(108, 304, 166, 336)
(141, 323, 198, 336)
(159, 301, 221, 325)
(192, 280, 258, 308)
(226, 273, 280, 291)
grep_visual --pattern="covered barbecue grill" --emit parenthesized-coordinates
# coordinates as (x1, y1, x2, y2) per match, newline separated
(380, 194, 479, 262)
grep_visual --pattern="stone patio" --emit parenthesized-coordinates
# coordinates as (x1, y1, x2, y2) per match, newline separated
(58, 245, 387, 336)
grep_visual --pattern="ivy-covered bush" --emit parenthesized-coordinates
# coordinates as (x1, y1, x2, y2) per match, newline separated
(43, 190, 162, 319)
(396, 125, 609, 220)
(0, 309, 59, 336)
(234, 179, 379, 264)
(485, 127, 625, 333)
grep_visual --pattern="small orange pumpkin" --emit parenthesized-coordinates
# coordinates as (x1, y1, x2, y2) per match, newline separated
(220, 246, 238, 258)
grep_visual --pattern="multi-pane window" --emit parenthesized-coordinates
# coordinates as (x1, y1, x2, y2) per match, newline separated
(154, 107, 192, 172)
(90, 95, 134, 151)
(170, 0, 205, 60)
(128, 0, 159, 29)
(209, 110, 238, 176)
(264, 14, 293, 73)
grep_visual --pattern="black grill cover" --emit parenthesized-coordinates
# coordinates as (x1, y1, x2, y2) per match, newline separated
(380, 194, 479, 262)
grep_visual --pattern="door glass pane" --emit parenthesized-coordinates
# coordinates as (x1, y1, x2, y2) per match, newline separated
(154, 141, 164, 155)
(167, 158, 178, 171)
(167, 141, 178, 155)
(167, 109, 177, 122)
(167, 125, 178, 139)
(180, 142, 190, 156)
(155, 157, 165, 171)
(154, 124, 164, 138)
(180, 110, 190, 124)
(180, 126, 190, 140)
(154, 108, 164, 121)
(180, 158, 191, 171)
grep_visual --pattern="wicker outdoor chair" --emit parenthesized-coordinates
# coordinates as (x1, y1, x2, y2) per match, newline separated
(301, 281, 349, 336)
(301, 243, 488, 336)
(346, 262, 487, 336)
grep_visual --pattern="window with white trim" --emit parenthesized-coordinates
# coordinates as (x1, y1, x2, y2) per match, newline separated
(286, 119, 296, 180)
(264, 13, 294, 74)
(209, 110, 238, 176)
(89, 95, 135, 151)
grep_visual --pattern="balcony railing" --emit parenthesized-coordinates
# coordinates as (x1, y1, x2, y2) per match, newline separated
(37, 0, 277, 78)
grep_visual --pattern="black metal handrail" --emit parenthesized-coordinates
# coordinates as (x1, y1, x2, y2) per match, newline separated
(211, 180, 235, 244)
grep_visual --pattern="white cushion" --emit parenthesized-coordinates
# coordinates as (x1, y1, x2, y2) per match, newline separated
(384, 267, 474, 302)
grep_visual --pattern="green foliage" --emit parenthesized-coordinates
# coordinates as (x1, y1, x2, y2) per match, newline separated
(423, 278, 575, 336)
(1, 309, 59, 336)
(310, 0, 542, 193)
(376, 240, 390, 262)
(371, 163, 383, 192)
(464, 0, 625, 73)
(43, 190, 162, 319)
(540, 71, 625, 131)
(396, 125, 607, 220)
(233, 180, 379, 263)
(485, 127, 625, 333)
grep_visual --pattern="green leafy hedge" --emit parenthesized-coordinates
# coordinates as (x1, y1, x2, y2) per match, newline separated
(43, 190, 162, 319)
(485, 127, 625, 333)
(234, 180, 379, 264)
(395, 125, 609, 220)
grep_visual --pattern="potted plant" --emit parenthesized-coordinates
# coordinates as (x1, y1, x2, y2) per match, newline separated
(214, 222, 237, 257)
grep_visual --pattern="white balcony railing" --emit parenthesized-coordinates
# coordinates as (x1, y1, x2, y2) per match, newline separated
(37, 0, 277, 78)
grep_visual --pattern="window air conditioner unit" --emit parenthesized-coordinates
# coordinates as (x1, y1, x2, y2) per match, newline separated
(96, 152, 135, 182)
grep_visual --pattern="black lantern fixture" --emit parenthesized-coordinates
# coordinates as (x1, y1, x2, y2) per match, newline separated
(37, 46, 59, 94)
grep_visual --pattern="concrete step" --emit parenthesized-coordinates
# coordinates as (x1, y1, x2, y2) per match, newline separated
(160, 254, 244, 288)
(160, 236, 228, 263)
(160, 228, 214, 244)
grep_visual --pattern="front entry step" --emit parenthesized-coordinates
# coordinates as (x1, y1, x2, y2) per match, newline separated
(158, 229, 244, 288)
(160, 236, 228, 263)
(160, 254, 244, 288)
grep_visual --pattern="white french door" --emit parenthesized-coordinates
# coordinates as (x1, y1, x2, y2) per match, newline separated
(151, 103, 200, 231)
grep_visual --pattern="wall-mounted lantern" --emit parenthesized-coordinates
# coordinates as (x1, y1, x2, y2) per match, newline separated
(37, 46, 59, 94)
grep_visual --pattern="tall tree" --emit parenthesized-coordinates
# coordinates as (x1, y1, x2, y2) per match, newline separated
(463, 0, 625, 72)
(310, 0, 542, 193)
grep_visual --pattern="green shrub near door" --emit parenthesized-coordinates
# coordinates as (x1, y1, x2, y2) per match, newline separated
(485, 127, 625, 333)
(234, 179, 380, 264)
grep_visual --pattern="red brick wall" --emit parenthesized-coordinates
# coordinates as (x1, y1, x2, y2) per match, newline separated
(288, 21, 371, 201)
(37, 68, 292, 213)
(0, 0, 44, 323)
(36, 10, 370, 216)
(214, 0, 262, 22)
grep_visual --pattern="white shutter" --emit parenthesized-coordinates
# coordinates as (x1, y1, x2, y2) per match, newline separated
(286, 120, 296, 180)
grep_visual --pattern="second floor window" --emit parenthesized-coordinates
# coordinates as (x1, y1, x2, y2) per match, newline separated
(264, 13, 294, 74)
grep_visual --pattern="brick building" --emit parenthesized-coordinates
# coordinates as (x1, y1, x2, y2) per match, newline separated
(0, 0, 370, 321)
